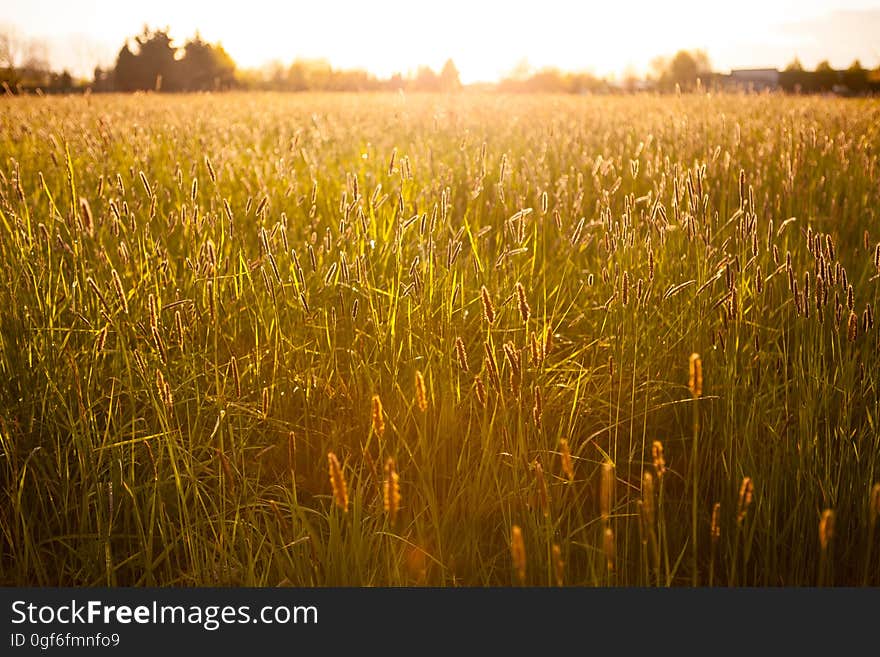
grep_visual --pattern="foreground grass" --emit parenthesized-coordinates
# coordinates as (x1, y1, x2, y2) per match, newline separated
(0, 92, 878, 586)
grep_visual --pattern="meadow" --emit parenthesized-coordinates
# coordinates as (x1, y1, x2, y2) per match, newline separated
(0, 91, 878, 586)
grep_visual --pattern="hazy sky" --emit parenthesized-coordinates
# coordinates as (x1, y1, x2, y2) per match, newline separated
(2, 0, 879, 82)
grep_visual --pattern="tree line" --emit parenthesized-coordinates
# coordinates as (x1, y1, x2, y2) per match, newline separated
(240, 58, 462, 93)
(778, 58, 875, 94)
(91, 27, 236, 92)
(1, 26, 879, 95)
(648, 51, 880, 95)
(96, 27, 464, 93)
(0, 27, 74, 93)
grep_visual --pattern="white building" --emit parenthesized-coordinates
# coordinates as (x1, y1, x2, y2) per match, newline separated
(727, 69, 780, 91)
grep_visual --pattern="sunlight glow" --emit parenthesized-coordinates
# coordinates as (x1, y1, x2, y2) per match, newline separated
(2, 0, 879, 81)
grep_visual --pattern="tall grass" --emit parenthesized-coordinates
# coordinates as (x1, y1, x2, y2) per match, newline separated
(0, 91, 878, 586)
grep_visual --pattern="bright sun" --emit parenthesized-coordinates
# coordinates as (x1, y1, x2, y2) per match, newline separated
(200, 0, 804, 82)
(3, 0, 877, 81)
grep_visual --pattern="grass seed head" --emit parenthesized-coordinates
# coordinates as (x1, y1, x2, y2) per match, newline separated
(532, 386, 542, 426)
(94, 325, 108, 353)
(819, 509, 835, 551)
(710, 502, 721, 543)
(139, 170, 152, 198)
(689, 353, 703, 398)
(600, 461, 615, 522)
(155, 369, 172, 408)
(383, 457, 401, 523)
(111, 269, 128, 314)
(454, 336, 469, 372)
(328, 452, 349, 513)
(371, 394, 386, 437)
(503, 341, 521, 378)
(148, 293, 159, 331)
(515, 281, 531, 324)
(415, 371, 428, 412)
(474, 375, 487, 407)
(848, 311, 858, 342)
(652, 440, 666, 479)
(603, 527, 615, 572)
(151, 325, 167, 365)
(737, 477, 754, 526)
(79, 197, 94, 236)
(483, 353, 501, 392)
(205, 156, 216, 183)
(559, 438, 574, 482)
(552, 543, 564, 586)
(511, 525, 526, 584)
(480, 285, 496, 324)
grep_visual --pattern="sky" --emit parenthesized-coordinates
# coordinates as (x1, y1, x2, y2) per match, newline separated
(1, 0, 879, 82)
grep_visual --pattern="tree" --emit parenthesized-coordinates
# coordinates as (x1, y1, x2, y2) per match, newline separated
(92, 66, 113, 92)
(0, 25, 30, 71)
(112, 27, 178, 92)
(178, 35, 235, 90)
(113, 44, 140, 91)
(109, 27, 239, 92)
(568, 71, 603, 94)
(286, 60, 310, 91)
(387, 72, 405, 91)
(780, 58, 807, 93)
(136, 27, 177, 90)
(17, 40, 50, 90)
(0, 29, 52, 91)
(692, 50, 712, 76)
(508, 58, 532, 81)
(843, 60, 867, 94)
(814, 60, 837, 92)
(48, 70, 72, 93)
(413, 66, 439, 91)
(439, 59, 461, 92)
(526, 68, 568, 93)
(670, 51, 698, 90)
(653, 50, 711, 92)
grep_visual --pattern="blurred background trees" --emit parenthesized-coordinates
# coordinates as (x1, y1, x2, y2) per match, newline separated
(109, 27, 236, 92)
(0, 23, 878, 95)
(0, 26, 71, 92)
(778, 57, 869, 93)
(650, 50, 712, 91)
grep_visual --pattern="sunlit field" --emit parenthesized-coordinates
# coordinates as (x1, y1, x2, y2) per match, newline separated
(1, 92, 879, 586)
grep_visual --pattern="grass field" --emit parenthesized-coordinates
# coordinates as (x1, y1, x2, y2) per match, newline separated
(1, 92, 878, 586)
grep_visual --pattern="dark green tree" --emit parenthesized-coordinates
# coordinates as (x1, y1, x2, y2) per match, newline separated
(843, 60, 868, 94)
(780, 58, 810, 92)
(814, 60, 838, 92)
(178, 35, 235, 90)
(112, 27, 178, 92)
(113, 44, 140, 91)
(110, 27, 240, 92)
